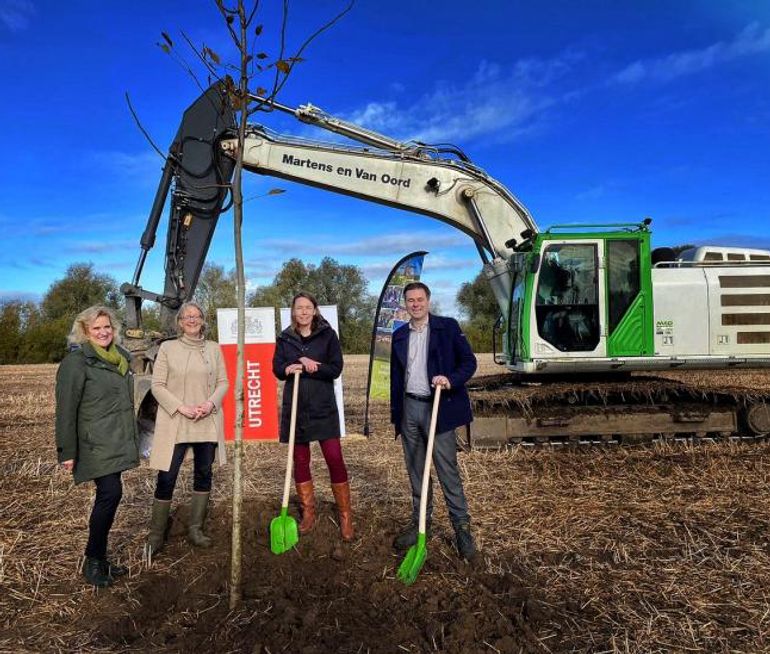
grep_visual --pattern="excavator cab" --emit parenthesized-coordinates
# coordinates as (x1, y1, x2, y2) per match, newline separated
(508, 224, 655, 372)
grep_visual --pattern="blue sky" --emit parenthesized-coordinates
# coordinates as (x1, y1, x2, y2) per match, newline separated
(1, 1, 769, 315)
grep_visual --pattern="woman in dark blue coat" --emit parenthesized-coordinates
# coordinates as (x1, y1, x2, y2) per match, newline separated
(272, 292, 354, 541)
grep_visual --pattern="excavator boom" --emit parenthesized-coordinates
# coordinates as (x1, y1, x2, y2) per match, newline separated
(124, 81, 536, 333)
(225, 125, 535, 260)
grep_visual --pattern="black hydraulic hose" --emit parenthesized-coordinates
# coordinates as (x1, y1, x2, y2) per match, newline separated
(415, 142, 472, 163)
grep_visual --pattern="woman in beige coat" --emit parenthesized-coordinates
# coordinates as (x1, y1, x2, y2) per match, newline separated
(147, 302, 228, 555)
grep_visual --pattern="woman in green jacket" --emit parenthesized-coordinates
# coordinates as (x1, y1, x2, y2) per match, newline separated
(55, 306, 139, 588)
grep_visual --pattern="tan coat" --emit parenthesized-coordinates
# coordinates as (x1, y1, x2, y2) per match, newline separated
(149, 337, 229, 472)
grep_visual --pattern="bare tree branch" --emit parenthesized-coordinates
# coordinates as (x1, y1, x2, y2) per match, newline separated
(180, 30, 222, 80)
(159, 34, 208, 94)
(124, 92, 171, 163)
(126, 92, 233, 199)
(155, 0, 349, 611)
(250, 0, 355, 114)
(270, 0, 289, 97)
(228, 0, 251, 612)
(215, 0, 243, 50)
(245, 0, 260, 28)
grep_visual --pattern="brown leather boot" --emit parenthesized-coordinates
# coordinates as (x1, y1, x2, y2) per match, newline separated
(331, 481, 354, 542)
(295, 480, 316, 534)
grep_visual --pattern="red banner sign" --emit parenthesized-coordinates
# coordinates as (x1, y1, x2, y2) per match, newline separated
(217, 308, 279, 441)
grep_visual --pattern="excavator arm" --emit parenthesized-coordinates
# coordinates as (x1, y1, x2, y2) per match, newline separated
(222, 126, 533, 257)
(123, 82, 537, 332)
(227, 94, 537, 262)
(121, 84, 236, 332)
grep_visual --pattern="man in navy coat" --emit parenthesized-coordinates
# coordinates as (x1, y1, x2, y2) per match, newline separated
(390, 282, 478, 560)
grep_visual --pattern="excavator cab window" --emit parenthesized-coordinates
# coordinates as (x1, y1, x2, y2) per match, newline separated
(535, 243, 600, 351)
(509, 273, 526, 360)
(607, 239, 641, 334)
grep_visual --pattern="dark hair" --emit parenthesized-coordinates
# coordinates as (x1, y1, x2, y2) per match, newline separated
(403, 281, 431, 298)
(291, 291, 321, 333)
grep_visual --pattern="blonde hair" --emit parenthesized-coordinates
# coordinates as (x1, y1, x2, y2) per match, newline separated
(176, 301, 207, 336)
(68, 305, 122, 346)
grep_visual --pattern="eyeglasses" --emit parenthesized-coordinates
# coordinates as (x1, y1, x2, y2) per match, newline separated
(182, 315, 203, 322)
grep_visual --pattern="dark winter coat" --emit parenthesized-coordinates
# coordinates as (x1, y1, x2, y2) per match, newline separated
(272, 319, 343, 444)
(390, 314, 477, 436)
(55, 341, 140, 484)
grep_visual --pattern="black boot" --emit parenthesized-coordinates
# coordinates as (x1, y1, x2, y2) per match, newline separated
(453, 521, 477, 561)
(83, 557, 113, 588)
(103, 560, 128, 578)
(392, 519, 430, 550)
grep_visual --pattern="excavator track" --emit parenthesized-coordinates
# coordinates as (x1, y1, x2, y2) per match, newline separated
(467, 370, 770, 449)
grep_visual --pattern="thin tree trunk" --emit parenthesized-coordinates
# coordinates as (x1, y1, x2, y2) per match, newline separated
(229, 1, 249, 611)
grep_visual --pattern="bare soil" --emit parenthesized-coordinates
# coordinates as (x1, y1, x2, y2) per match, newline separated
(2, 358, 770, 653)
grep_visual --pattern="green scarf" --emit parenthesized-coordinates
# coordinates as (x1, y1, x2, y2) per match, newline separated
(92, 342, 129, 376)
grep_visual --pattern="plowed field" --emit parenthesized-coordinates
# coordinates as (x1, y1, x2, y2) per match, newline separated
(2, 358, 770, 653)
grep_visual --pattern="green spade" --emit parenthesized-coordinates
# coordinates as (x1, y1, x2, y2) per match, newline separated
(397, 385, 442, 585)
(270, 370, 301, 555)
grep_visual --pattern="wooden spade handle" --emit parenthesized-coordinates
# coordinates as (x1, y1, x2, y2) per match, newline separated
(418, 386, 442, 534)
(281, 370, 301, 510)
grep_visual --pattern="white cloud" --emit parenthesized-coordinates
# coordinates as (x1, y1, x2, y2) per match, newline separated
(576, 184, 606, 201)
(422, 254, 480, 272)
(360, 255, 478, 279)
(93, 259, 134, 273)
(613, 23, 770, 85)
(244, 260, 282, 282)
(3, 256, 58, 272)
(0, 290, 40, 302)
(88, 150, 165, 182)
(0, 215, 69, 238)
(1, 211, 145, 240)
(336, 54, 580, 146)
(63, 240, 136, 254)
(0, 0, 34, 32)
(257, 230, 468, 257)
(692, 232, 770, 250)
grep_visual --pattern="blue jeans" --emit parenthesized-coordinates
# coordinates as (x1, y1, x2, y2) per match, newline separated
(154, 442, 217, 501)
(400, 396, 470, 526)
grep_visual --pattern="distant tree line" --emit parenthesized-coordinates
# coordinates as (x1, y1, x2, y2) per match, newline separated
(0, 258, 499, 365)
(455, 271, 499, 353)
(198, 256, 377, 352)
(0, 264, 123, 364)
(3, 245, 707, 366)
